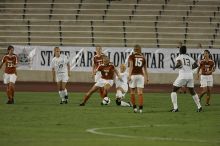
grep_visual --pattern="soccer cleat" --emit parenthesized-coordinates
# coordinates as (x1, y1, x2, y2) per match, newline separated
(133, 108, 138, 113)
(60, 101, 64, 104)
(205, 103, 210, 106)
(79, 103, 85, 106)
(197, 107, 202, 112)
(6, 100, 14, 104)
(139, 109, 143, 114)
(170, 109, 179, 112)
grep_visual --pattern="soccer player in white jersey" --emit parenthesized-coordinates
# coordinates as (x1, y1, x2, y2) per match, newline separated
(51, 47, 70, 104)
(170, 46, 202, 112)
(115, 64, 131, 107)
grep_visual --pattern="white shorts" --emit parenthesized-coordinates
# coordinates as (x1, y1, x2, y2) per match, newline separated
(95, 78, 114, 88)
(95, 71, 101, 82)
(115, 82, 128, 93)
(129, 75, 144, 88)
(56, 72, 69, 82)
(3, 73, 17, 84)
(200, 75, 213, 87)
(173, 77, 194, 88)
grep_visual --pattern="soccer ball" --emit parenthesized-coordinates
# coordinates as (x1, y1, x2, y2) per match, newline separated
(102, 97, 111, 105)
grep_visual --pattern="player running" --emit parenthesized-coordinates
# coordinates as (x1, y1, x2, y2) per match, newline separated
(128, 45, 149, 113)
(93, 45, 106, 98)
(196, 50, 215, 106)
(170, 46, 202, 112)
(115, 64, 131, 107)
(80, 55, 121, 106)
(0, 45, 18, 104)
(51, 47, 70, 104)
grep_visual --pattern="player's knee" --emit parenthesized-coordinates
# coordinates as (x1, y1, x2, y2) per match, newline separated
(116, 90, 123, 98)
(115, 98, 121, 106)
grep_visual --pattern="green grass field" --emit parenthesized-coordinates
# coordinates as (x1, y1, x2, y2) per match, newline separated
(0, 92, 220, 146)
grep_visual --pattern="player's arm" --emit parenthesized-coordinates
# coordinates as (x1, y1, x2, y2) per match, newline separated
(92, 61, 96, 76)
(114, 68, 122, 81)
(173, 60, 182, 70)
(0, 61, 4, 69)
(52, 67, 56, 82)
(128, 60, 133, 81)
(142, 64, 149, 85)
(67, 62, 70, 77)
(196, 61, 201, 80)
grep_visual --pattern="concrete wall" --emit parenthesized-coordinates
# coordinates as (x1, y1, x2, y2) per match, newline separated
(0, 70, 219, 85)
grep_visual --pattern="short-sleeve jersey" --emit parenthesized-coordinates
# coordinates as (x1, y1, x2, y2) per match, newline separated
(93, 54, 104, 70)
(2, 54, 18, 74)
(97, 63, 115, 80)
(128, 53, 146, 75)
(116, 70, 128, 84)
(199, 59, 215, 75)
(51, 54, 69, 74)
(175, 54, 195, 79)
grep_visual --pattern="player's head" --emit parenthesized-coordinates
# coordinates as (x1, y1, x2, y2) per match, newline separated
(102, 55, 110, 65)
(179, 46, 187, 54)
(7, 45, 14, 54)
(134, 44, 141, 54)
(54, 47, 61, 57)
(177, 41, 182, 48)
(95, 45, 102, 55)
(203, 50, 210, 58)
(120, 64, 126, 73)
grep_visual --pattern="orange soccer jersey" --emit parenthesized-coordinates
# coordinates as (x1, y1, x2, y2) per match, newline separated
(128, 53, 146, 75)
(2, 54, 18, 74)
(97, 63, 115, 80)
(199, 59, 215, 75)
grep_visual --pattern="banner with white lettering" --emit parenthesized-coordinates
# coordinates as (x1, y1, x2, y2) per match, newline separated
(14, 45, 220, 74)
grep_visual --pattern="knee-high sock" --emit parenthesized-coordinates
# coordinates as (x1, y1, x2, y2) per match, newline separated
(64, 88, 68, 96)
(120, 101, 130, 107)
(171, 92, 178, 110)
(59, 91, 65, 101)
(192, 94, 202, 109)
(138, 94, 143, 109)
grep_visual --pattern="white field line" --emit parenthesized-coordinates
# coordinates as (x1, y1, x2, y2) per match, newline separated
(86, 125, 220, 144)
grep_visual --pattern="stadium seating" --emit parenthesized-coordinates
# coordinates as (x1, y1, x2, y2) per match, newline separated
(0, 0, 219, 48)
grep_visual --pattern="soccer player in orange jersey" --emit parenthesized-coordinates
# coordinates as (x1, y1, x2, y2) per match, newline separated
(128, 45, 149, 113)
(92, 45, 106, 98)
(80, 55, 121, 106)
(196, 50, 215, 106)
(0, 45, 18, 104)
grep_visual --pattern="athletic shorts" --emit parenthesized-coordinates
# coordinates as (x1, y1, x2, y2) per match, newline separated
(56, 72, 69, 82)
(129, 75, 144, 88)
(173, 76, 194, 88)
(200, 75, 213, 87)
(3, 73, 17, 84)
(95, 78, 114, 87)
(115, 82, 128, 93)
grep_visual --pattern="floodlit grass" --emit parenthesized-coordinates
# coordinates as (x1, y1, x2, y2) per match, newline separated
(0, 92, 219, 146)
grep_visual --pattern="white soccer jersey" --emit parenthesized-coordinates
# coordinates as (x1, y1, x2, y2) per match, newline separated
(116, 71, 128, 85)
(175, 54, 195, 79)
(51, 54, 69, 74)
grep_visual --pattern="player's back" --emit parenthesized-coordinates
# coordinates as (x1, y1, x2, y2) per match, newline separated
(176, 54, 195, 79)
(129, 53, 146, 75)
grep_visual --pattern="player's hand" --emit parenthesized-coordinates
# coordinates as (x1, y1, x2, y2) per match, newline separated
(144, 78, 149, 85)
(128, 76, 131, 82)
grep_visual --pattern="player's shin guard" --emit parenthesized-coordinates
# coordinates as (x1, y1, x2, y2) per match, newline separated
(192, 94, 201, 109)
(59, 91, 65, 101)
(64, 88, 68, 96)
(138, 94, 143, 110)
(130, 94, 136, 108)
(171, 92, 178, 110)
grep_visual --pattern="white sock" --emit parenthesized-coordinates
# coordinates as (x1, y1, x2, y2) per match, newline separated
(59, 91, 65, 101)
(120, 101, 131, 107)
(192, 94, 202, 109)
(171, 92, 178, 109)
(64, 88, 68, 96)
